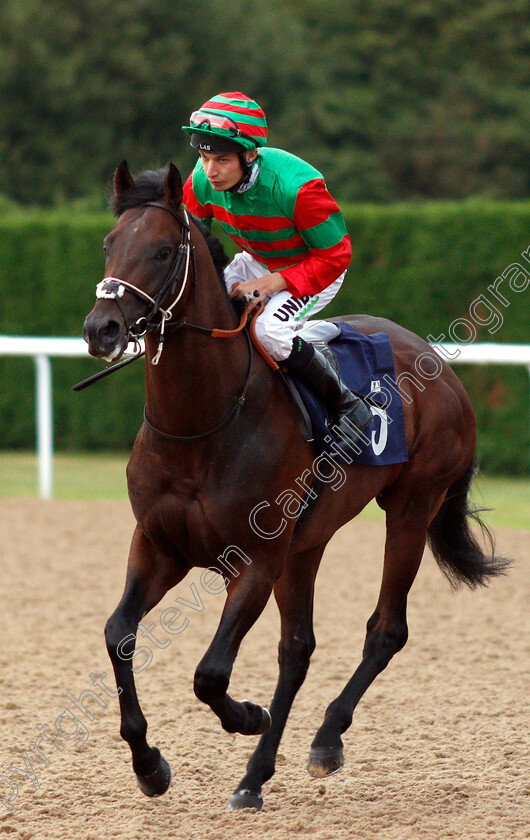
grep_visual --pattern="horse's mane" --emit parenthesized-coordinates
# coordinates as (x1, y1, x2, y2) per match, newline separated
(110, 168, 234, 299)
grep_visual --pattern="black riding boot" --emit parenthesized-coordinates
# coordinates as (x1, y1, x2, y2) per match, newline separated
(285, 337, 374, 453)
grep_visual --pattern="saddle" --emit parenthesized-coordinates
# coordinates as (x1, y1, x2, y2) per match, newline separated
(249, 315, 409, 469)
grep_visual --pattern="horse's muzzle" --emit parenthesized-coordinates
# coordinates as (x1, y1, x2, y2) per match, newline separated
(83, 310, 128, 361)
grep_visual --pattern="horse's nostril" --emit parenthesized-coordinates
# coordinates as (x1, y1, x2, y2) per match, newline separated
(100, 320, 121, 342)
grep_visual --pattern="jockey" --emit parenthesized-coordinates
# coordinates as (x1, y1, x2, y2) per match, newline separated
(182, 91, 373, 450)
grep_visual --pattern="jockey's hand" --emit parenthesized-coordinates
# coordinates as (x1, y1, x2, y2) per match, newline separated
(229, 273, 287, 310)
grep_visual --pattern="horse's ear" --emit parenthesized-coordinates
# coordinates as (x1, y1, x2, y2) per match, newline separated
(164, 163, 183, 208)
(114, 160, 135, 196)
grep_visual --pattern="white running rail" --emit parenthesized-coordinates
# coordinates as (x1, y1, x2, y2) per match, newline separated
(0, 336, 529, 498)
(0, 336, 142, 499)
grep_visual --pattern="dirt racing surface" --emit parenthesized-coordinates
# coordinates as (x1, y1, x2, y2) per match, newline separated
(0, 499, 528, 840)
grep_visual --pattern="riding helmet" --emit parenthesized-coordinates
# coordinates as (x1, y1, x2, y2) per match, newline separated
(182, 92, 268, 152)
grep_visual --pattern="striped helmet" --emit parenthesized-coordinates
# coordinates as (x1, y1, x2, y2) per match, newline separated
(182, 92, 268, 151)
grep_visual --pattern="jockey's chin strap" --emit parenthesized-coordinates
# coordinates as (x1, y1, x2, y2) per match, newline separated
(95, 203, 193, 366)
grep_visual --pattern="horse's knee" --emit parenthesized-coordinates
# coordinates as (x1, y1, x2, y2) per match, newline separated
(105, 614, 119, 655)
(194, 663, 230, 704)
(363, 611, 408, 665)
(278, 635, 315, 687)
(105, 611, 130, 660)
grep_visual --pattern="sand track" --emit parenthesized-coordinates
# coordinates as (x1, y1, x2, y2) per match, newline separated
(0, 499, 528, 840)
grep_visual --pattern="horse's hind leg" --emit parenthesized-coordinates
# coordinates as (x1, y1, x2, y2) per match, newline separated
(105, 527, 185, 796)
(229, 544, 324, 811)
(308, 495, 434, 777)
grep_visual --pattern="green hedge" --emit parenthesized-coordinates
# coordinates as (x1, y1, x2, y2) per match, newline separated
(0, 203, 528, 473)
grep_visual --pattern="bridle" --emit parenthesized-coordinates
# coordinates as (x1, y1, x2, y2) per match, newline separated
(96, 202, 194, 365)
(81, 200, 255, 442)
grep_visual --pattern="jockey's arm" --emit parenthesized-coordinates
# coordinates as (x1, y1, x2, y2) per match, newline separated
(227, 181, 349, 307)
(279, 178, 352, 298)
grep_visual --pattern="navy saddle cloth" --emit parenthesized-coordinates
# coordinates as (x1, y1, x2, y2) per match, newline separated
(291, 323, 409, 466)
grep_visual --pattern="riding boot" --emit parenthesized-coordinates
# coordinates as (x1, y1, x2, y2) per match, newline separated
(284, 337, 374, 453)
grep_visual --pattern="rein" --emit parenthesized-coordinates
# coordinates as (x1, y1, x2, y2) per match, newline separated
(75, 200, 256, 442)
(73, 306, 250, 392)
(143, 327, 254, 442)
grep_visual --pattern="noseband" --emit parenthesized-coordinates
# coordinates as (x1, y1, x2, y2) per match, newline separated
(82, 201, 256, 441)
(96, 203, 193, 365)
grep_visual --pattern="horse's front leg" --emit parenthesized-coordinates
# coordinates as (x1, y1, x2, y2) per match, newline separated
(229, 544, 325, 811)
(105, 527, 185, 796)
(193, 556, 278, 741)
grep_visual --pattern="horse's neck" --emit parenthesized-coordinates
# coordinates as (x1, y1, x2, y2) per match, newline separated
(144, 270, 251, 438)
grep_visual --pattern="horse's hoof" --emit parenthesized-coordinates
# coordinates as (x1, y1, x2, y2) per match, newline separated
(307, 745, 344, 777)
(136, 755, 172, 797)
(228, 789, 263, 811)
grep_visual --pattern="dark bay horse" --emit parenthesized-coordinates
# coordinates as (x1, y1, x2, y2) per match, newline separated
(82, 162, 507, 811)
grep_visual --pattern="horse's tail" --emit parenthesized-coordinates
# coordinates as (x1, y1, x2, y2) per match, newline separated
(427, 459, 511, 589)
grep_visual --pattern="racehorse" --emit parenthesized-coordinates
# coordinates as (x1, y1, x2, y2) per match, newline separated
(82, 161, 508, 811)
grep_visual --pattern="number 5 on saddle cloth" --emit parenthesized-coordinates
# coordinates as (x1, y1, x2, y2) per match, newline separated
(272, 319, 409, 467)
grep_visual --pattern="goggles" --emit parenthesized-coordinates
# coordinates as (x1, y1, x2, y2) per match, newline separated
(189, 110, 253, 142)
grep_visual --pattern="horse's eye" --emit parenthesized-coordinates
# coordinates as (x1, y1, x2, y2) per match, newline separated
(156, 247, 172, 261)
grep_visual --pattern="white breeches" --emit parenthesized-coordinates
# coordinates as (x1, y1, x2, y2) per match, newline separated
(224, 252, 345, 360)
